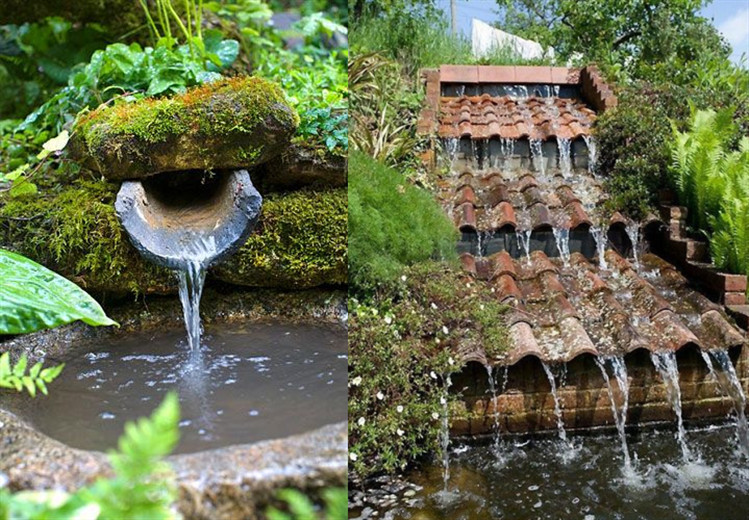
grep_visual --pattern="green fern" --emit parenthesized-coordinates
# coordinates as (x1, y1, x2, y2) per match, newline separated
(0, 352, 63, 397)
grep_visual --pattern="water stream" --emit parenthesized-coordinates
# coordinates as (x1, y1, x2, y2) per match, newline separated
(651, 352, 692, 460)
(516, 229, 532, 262)
(177, 260, 208, 352)
(701, 349, 749, 456)
(556, 137, 572, 178)
(485, 365, 502, 457)
(591, 226, 608, 269)
(583, 134, 597, 174)
(540, 362, 569, 446)
(625, 221, 641, 270)
(596, 356, 633, 473)
(552, 227, 570, 266)
(441, 373, 453, 492)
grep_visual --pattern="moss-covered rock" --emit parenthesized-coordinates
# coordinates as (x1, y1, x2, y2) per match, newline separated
(213, 188, 347, 288)
(254, 143, 347, 192)
(0, 182, 346, 295)
(69, 76, 299, 180)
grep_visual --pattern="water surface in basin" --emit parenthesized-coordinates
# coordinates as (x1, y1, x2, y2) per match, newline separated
(6, 323, 347, 454)
(353, 426, 749, 520)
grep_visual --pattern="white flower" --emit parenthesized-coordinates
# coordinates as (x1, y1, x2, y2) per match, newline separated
(432, 412, 440, 420)
(401, 275, 407, 281)
(371, 308, 378, 315)
(350, 452, 358, 461)
(396, 405, 404, 413)
(357, 417, 366, 426)
(442, 326, 449, 335)
(448, 356, 455, 366)
(376, 391, 384, 400)
(491, 287, 496, 293)
(466, 282, 472, 288)
(384, 316, 392, 325)
(435, 338, 441, 344)
(350, 376, 362, 387)
(431, 302, 438, 310)
(397, 428, 405, 436)
(430, 371, 438, 379)
(480, 304, 485, 310)
(440, 396, 446, 405)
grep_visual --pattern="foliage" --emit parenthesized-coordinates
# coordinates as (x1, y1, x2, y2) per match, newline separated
(494, 0, 728, 81)
(351, 6, 551, 77)
(0, 248, 116, 334)
(266, 488, 347, 520)
(669, 106, 749, 278)
(349, 262, 508, 478)
(349, 152, 457, 292)
(0, 352, 63, 397)
(349, 52, 422, 167)
(0, 393, 180, 520)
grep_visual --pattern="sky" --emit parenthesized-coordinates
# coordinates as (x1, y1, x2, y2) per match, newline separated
(434, 0, 749, 66)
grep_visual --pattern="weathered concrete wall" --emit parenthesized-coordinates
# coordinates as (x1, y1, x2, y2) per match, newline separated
(450, 344, 748, 436)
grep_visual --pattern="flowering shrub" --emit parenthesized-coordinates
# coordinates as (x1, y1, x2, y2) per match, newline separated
(348, 262, 507, 479)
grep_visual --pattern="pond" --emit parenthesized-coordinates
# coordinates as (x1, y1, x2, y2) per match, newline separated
(4, 322, 347, 454)
(352, 425, 749, 520)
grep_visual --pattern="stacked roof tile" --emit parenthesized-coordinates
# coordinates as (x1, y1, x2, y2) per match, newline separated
(459, 251, 745, 366)
(439, 95, 596, 140)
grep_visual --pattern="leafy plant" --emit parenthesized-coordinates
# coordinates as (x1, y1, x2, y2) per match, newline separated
(0, 393, 180, 519)
(349, 262, 508, 478)
(669, 106, 749, 279)
(348, 151, 457, 293)
(266, 487, 346, 520)
(0, 248, 117, 334)
(0, 352, 63, 397)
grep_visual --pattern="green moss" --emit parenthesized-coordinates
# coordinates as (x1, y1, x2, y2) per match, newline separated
(214, 188, 347, 288)
(0, 180, 173, 296)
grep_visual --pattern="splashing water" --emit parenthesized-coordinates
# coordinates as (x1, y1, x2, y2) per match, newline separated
(596, 356, 633, 473)
(590, 226, 608, 269)
(552, 227, 570, 266)
(178, 261, 208, 353)
(441, 373, 453, 492)
(541, 362, 570, 447)
(530, 139, 545, 177)
(485, 365, 503, 458)
(583, 135, 597, 174)
(516, 229, 532, 263)
(651, 352, 691, 460)
(556, 137, 572, 178)
(625, 222, 641, 269)
(702, 349, 749, 456)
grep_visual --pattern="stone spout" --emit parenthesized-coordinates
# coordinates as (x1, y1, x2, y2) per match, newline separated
(115, 169, 262, 271)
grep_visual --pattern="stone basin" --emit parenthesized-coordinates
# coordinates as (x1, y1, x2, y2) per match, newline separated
(0, 288, 347, 519)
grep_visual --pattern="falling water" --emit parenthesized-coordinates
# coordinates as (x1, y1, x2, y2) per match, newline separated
(552, 227, 570, 266)
(443, 138, 459, 168)
(530, 139, 545, 177)
(177, 261, 208, 352)
(516, 229, 532, 262)
(702, 349, 749, 456)
(556, 137, 572, 178)
(596, 356, 633, 472)
(541, 362, 569, 445)
(582, 135, 597, 174)
(485, 365, 502, 455)
(500, 137, 516, 158)
(651, 352, 691, 460)
(625, 222, 641, 270)
(441, 373, 453, 491)
(590, 226, 608, 269)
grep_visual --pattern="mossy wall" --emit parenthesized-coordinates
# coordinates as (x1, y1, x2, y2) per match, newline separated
(0, 182, 347, 296)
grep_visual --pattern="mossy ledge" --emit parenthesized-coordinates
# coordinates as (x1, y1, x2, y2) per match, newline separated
(69, 76, 299, 180)
(0, 182, 346, 295)
(213, 188, 348, 288)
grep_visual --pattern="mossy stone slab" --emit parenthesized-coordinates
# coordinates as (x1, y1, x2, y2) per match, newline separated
(69, 77, 299, 180)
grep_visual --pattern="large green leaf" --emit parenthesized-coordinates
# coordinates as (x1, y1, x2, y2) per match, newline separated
(0, 249, 117, 334)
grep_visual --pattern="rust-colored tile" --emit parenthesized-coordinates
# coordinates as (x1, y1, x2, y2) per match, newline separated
(478, 66, 516, 83)
(440, 65, 479, 83)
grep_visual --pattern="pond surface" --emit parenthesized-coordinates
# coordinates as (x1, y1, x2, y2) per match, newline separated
(353, 426, 749, 520)
(5, 323, 347, 454)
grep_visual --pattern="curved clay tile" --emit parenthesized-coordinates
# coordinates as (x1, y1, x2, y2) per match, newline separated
(475, 257, 492, 280)
(567, 201, 592, 229)
(700, 310, 746, 349)
(650, 310, 700, 351)
(458, 121, 472, 137)
(556, 185, 580, 207)
(458, 171, 474, 184)
(609, 211, 628, 226)
(528, 204, 552, 230)
(484, 183, 511, 208)
(489, 251, 516, 279)
(454, 184, 476, 206)
(557, 317, 599, 362)
(555, 125, 575, 140)
(488, 201, 516, 230)
(541, 272, 567, 298)
(438, 125, 454, 137)
(454, 342, 487, 367)
(460, 252, 476, 275)
(567, 121, 588, 138)
(457, 202, 477, 231)
(505, 321, 544, 365)
(529, 251, 558, 277)
(494, 273, 522, 302)
(487, 121, 502, 138)
(517, 173, 538, 192)
(523, 186, 545, 207)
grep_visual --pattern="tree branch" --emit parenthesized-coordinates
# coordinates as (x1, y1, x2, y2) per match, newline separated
(613, 29, 641, 48)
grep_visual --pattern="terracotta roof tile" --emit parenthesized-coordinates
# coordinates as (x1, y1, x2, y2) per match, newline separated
(438, 95, 596, 140)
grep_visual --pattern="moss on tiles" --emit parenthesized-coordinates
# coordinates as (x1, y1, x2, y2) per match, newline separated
(213, 188, 348, 289)
(70, 76, 299, 179)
